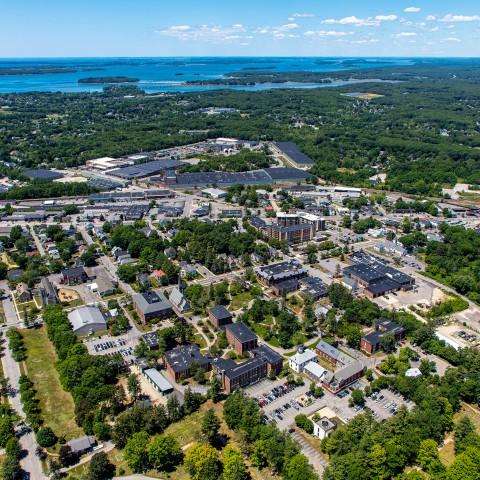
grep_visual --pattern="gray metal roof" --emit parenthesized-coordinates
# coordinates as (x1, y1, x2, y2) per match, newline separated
(68, 306, 107, 333)
(133, 290, 172, 315)
(144, 368, 174, 392)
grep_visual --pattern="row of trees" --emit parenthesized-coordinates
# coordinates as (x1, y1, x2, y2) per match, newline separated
(42, 305, 124, 436)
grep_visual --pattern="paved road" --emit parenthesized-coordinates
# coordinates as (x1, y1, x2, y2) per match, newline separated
(291, 430, 328, 474)
(1, 333, 46, 479)
(78, 226, 136, 297)
(2, 296, 19, 327)
(29, 227, 46, 257)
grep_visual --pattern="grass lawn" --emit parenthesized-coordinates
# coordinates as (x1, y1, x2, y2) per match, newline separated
(230, 291, 253, 311)
(193, 333, 207, 349)
(22, 326, 83, 441)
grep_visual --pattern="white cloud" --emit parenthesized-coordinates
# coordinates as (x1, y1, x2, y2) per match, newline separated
(169, 25, 191, 31)
(304, 30, 354, 37)
(291, 13, 315, 18)
(439, 14, 480, 22)
(158, 23, 248, 42)
(426, 15, 437, 21)
(322, 16, 377, 26)
(393, 32, 417, 37)
(443, 37, 461, 42)
(375, 15, 398, 21)
(322, 14, 397, 27)
(404, 7, 421, 13)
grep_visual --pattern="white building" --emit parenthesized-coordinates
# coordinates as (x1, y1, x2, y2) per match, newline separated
(68, 306, 107, 336)
(289, 348, 317, 373)
(202, 188, 227, 199)
(304, 361, 327, 382)
(313, 417, 337, 440)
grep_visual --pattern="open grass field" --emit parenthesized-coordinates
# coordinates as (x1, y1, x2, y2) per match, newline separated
(21, 326, 83, 441)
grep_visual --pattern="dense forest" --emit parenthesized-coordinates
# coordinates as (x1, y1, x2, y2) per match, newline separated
(1, 62, 480, 196)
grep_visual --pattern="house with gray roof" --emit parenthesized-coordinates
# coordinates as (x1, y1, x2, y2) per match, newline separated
(169, 287, 190, 313)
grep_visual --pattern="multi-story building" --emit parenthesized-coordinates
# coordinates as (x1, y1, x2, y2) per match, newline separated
(208, 305, 233, 329)
(316, 341, 352, 367)
(276, 211, 326, 232)
(222, 357, 268, 393)
(264, 223, 314, 244)
(163, 344, 212, 382)
(256, 260, 307, 287)
(360, 319, 405, 354)
(322, 361, 366, 393)
(133, 290, 174, 323)
(289, 347, 318, 373)
(225, 322, 258, 354)
(251, 345, 283, 376)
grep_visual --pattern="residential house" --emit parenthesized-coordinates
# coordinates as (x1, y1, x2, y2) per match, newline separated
(169, 287, 190, 313)
(15, 283, 32, 302)
(61, 266, 88, 286)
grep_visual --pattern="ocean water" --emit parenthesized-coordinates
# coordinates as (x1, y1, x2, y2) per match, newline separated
(0, 56, 423, 94)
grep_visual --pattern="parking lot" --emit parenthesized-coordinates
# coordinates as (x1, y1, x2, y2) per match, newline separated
(84, 331, 140, 365)
(245, 377, 413, 431)
(365, 388, 414, 420)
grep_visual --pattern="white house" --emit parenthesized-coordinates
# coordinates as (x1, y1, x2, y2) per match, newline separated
(288, 348, 317, 373)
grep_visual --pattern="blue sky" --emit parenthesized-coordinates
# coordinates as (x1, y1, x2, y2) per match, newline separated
(1, 0, 479, 57)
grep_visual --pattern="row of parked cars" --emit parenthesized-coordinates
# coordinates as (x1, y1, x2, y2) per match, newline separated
(93, 338, 127, 353)
(258, 382, 299, 408)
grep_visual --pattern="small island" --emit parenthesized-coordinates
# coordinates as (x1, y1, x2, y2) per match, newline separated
(78, 76, 140, 84)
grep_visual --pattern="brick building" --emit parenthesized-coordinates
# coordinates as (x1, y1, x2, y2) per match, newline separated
(360, 319, 405, 354)
(208, 305, 233, 328)
(226, 322, 258, 354)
